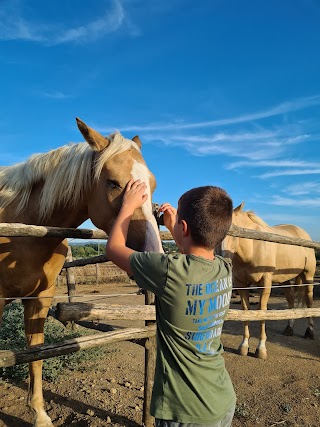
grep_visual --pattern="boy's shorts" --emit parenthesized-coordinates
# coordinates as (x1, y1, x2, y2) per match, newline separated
(155, 405, 235, 427)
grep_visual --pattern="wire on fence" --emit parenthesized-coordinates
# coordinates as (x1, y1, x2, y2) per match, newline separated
(0, 291, 141, 301)
(1, 282, 320, 301)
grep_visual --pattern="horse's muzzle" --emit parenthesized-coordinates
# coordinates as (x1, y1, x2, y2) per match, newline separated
(153, 204, 164, 226)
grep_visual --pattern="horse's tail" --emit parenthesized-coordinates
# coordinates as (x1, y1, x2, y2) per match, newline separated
(295, 285, 306, 307)
(295, 276, 314, 306)
(295, 278, 305, 307)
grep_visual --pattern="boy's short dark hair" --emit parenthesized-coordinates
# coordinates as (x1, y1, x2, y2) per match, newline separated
(178, 186, 233, 250)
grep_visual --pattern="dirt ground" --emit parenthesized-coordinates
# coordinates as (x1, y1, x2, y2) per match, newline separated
(0, 279, 319, 427)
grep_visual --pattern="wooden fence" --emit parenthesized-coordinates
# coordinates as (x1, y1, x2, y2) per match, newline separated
(0, 221, 320, 427)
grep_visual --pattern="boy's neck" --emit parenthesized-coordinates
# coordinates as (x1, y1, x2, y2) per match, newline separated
(181, 242, 215, 261)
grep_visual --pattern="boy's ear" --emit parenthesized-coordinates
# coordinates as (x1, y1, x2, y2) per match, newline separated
(181, 220, 188, 236)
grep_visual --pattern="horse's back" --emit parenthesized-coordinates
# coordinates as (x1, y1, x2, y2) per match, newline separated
(272, 223, 315, 264)
(273, 223, 312, 240)
(254, 223, 316, 280)
(233, 220, 316, 284)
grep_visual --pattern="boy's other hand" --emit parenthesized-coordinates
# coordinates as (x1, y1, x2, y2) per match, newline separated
(159, 203, 177, 233)
(122, 179, 148, 213)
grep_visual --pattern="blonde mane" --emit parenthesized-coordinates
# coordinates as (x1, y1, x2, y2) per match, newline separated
(246, 210, 273, 230)
(0, 132, 139, 220)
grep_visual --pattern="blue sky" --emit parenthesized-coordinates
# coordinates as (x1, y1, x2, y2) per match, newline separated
(1, 0, 320, 241)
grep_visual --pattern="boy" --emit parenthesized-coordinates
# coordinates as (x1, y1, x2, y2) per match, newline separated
(106, 179, 236, 427)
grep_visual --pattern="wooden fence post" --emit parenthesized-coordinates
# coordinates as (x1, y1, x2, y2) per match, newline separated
(143, 290, 156, 427)
(143, 202, 159, 427)
(66, 245, 77, 330)
(66, 245, 77, 302)
(96, 263, 99, 286)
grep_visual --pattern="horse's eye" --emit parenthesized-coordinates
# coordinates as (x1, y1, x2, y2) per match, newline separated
(107, 179, 121, 190)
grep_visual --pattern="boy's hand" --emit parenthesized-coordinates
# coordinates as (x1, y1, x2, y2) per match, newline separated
(121, 179, 148, 213)
(159, 203, 177, 233)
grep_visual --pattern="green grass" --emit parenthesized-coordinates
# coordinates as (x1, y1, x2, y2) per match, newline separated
(0, 302, 113, 381)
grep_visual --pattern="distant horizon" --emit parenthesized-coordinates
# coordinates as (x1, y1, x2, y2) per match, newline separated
(68, 240, 107, 246)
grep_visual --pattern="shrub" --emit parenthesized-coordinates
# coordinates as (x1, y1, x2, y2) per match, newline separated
(234, 403, 249, 419)
(0, 302, 110, 382)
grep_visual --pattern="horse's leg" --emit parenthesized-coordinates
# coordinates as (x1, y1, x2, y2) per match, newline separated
(303, 281, 315, 340)
(237, 285, 250, 356)
(255, 276, 272, 360)
(283, 281, 295, 336)
(23, 288, 55, 427)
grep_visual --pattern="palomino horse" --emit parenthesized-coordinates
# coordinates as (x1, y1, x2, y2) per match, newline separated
(222, 202, 315, 360)
(0, 118, 162, 427)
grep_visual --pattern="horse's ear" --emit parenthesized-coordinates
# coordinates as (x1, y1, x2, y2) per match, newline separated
(234, 201, 245, 215)
(132, 135, 142, 149)
(76, 118, 111, 152)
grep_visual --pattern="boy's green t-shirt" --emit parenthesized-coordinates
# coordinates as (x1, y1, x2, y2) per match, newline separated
(130, 252, 236, 424)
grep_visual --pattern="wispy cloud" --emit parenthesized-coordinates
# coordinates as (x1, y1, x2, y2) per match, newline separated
(52, 1, 125, 45)
(139, 129, 311, 162)
(41, 91, 71, 99)
(116, 95, 320, 132)
(227, 158, 319, 170)
(137, 132, 282, 160)
(262, 212, 318, 224)
(258, 169, 320, 179)
(100, 95, 319, 170)
(266, 195, 320, 207)
(0, 2, 46, 43)
(101, 94, 320, 179)
(0, 0, 127, 45)
(281, 182, 320, 196)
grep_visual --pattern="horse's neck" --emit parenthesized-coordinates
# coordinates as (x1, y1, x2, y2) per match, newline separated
(236, 213, 267, 232)
(0, 197, 88, 265)
(40, 204, 89, 228)
(0, 183, 89, 228)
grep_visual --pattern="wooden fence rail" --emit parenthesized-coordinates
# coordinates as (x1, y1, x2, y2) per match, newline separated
(1, 305, 319, 369)
(1, 222, 319, 271)
(56, 302, 320, 323)
(63, 231, 320, 269)
(64, 254, 109, 268)
(0, 222, 319, 249)
(0, 325, 156, 368)
(0, 222, 107, 239)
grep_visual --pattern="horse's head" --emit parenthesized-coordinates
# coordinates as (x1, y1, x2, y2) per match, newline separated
(221, 201, 245, 259)
(76, 118, 163, 253)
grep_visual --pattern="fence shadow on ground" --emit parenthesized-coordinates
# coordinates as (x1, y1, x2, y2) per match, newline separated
(1, 381, 142, 427)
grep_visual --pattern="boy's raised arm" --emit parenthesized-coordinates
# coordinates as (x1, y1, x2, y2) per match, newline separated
(159, 202, 177, 239)
(105, 179, 148, 275)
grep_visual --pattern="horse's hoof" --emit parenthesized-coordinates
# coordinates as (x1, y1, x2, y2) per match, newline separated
(255, 348, 267, 360)
(33, 422, 54, 427)
(304, 328, 315, 340)
(282, 325, 294, 336)
(238, 346, 249, 356)
(33, 413, 54, 427)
